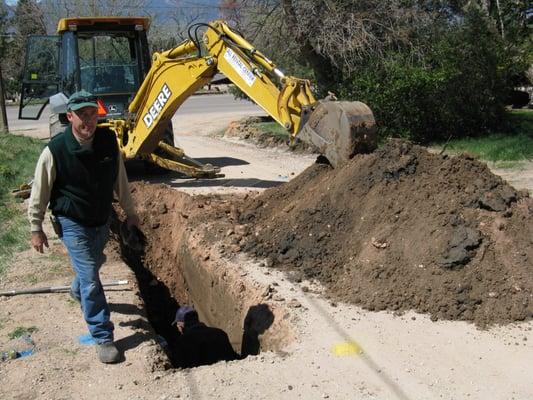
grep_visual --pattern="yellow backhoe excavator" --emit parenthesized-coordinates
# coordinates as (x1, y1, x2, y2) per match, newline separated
(19, 17, 377, 178)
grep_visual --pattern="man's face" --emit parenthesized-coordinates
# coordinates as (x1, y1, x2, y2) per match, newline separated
(67, 106, 98, 140)
(176, 322, 185, 334)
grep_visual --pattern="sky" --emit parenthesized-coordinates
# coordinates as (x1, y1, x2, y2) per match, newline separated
(4, 0, 221, 6)
(2, 0, 223, 24)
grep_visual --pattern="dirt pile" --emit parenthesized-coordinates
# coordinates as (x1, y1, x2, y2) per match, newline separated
(126, 140, 532, 327)
(234, 140, 533, 326)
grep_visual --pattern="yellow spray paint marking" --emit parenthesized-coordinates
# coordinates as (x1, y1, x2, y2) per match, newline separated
(331, 341, 363, 357)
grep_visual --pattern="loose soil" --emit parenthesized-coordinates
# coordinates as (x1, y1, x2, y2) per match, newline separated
(203, 139, 532, 327)
(223, 116, 314, 154)
(131, 139, 532, 328)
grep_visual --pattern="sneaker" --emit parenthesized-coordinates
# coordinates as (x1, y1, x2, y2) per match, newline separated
(97, 341, 120, 364)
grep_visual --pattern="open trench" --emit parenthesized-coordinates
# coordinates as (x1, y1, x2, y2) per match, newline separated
(110, 184, 294, 368)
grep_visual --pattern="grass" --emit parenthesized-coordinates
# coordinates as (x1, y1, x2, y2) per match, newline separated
(251, 120, 313, 151)
(60, 347, 79, 356)
(438, 110, 533, 164)
(23, 274, 39, 285)
(0, 132, 45, 277)
(66, 298, 79, 307)
(254, 122, 291, 139)
(48, 255, 69, 274)
(8, 326, 38, 340)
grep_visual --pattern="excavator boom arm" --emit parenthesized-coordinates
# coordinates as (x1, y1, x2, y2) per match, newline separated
(121, 20, 316, 159)
(113, 19, 376, 174)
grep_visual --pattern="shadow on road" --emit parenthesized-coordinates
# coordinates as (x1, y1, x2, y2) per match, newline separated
(115, 331, 151, 353)
(109, 303, 144, 316)
(193, 156, 249, 167)
(165, 178, 284, 189)
(123, 156, 297, 191)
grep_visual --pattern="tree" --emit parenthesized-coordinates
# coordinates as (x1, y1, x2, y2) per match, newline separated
(1, 0, 46, 100)
(0, 1, 8, 132)
(220, 0, 241, 21)
(221, 1, 316, 81)
(0, 0, 7, 52)
(337, 5, 520, 141)
(440, 1, 532, 85)
(147, 0, 207, 53)
(229, 1, 528, 141)
(227, 1, 440, 92)
(39, 0, 149, 33)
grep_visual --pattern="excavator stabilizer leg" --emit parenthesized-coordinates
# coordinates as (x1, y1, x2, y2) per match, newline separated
(298, 101, 377, 168)
(148, 141, 223, 178)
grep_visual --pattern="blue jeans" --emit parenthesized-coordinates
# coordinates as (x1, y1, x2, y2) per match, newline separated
(58, 216, 114, 344)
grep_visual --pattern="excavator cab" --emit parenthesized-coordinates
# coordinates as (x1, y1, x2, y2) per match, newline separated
(18, 17, 155, 137)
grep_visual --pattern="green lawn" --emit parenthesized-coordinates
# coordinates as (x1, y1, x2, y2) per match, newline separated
(0, 132, 45, 276)
(438, 110, 533, 163)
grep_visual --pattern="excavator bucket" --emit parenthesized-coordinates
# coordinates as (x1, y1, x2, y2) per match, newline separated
(298, 101, 377, 167)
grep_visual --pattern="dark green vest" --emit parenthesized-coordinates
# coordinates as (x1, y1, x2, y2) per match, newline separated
(48, 125, 119, 227)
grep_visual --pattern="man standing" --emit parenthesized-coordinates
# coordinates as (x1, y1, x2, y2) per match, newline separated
(28, 90, 139, 364)
(172, 305, 240, 368)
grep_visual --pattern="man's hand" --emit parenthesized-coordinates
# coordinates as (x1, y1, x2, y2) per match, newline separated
(31, 231, 49, 253)
(126, 214, 140, 229)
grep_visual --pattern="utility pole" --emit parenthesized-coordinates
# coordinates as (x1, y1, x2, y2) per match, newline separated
(0, 63, 8, 133)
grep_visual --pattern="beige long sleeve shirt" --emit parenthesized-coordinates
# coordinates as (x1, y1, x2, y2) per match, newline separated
(28, 143, 136, 232)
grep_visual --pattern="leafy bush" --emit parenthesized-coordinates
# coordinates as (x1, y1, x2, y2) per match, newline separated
(335, 7, 524, 143)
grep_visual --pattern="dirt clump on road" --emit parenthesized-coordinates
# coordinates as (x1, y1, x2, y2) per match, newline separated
(234, 139, 532, 327)
(224, 116, 314, 153)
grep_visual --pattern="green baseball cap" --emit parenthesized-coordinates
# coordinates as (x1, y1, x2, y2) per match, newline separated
(67, 90, 98, 111)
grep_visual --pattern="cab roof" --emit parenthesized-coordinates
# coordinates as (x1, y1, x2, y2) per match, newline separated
(57, 17, 150, 33)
